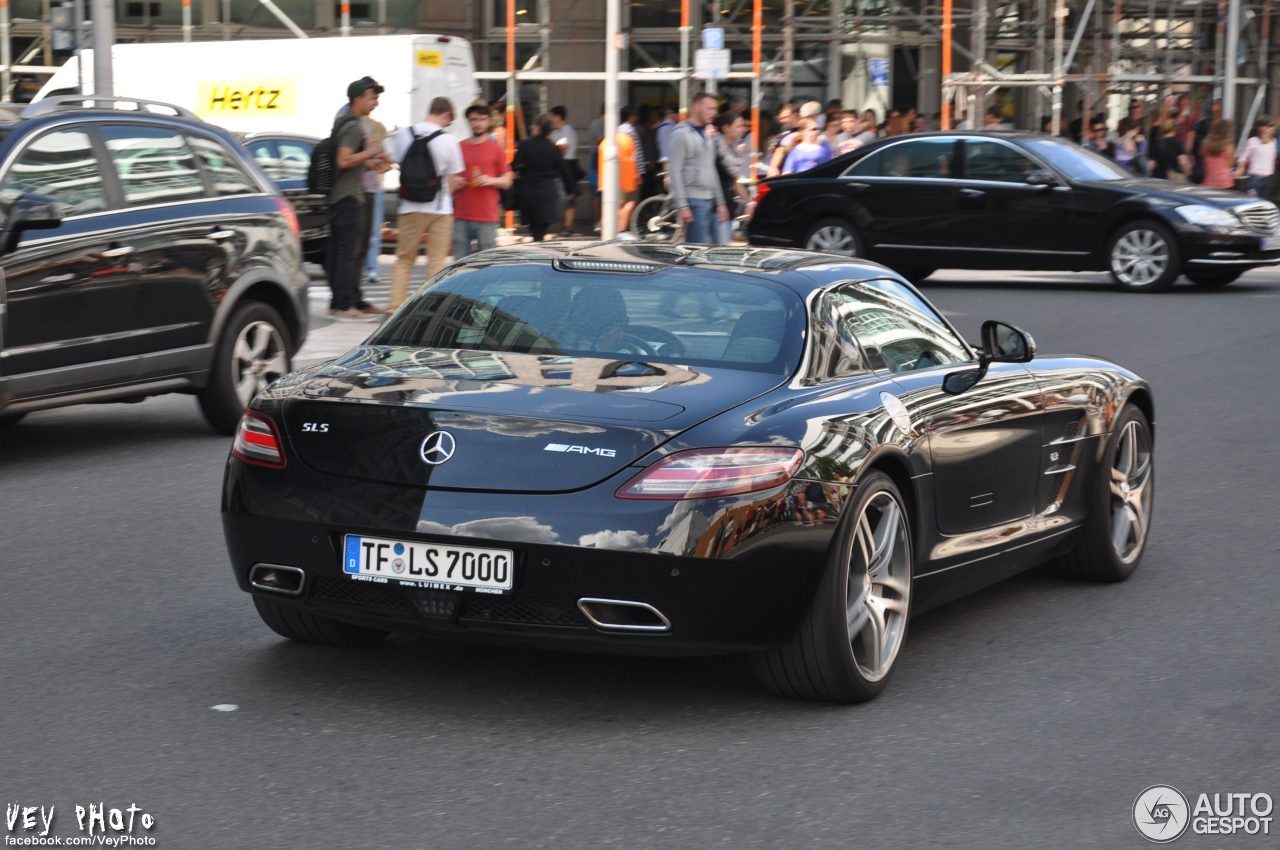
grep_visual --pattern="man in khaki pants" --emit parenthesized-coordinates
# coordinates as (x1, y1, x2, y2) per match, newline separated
(387, 97, 466, 314)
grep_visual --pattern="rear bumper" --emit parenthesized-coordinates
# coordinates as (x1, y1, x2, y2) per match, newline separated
(222, 457, 843, 654)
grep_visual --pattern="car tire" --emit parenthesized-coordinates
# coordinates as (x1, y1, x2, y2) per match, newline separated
(898, 267, 936, 285)
(1107, 220, 1181, 292)
(1185, 268, 1244, 287)
(0, 412, 26, 427)
(752, 471, 913, 703)
(198, 301, 292, 435)
(1048, 405, 1154, 582)
(253, 595, 389, 647)
(803, 217, 862, 256)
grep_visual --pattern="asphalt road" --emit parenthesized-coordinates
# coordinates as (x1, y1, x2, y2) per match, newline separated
(3, 268, 1278, 849)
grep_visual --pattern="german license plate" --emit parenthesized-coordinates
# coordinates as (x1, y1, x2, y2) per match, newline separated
(342, 534, 513, 593)
(1264, 236, 1280, 251)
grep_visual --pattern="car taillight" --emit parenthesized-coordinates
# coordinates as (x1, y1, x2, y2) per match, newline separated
(232, 411, 287, 468)
(616, 447, 804, 500)
(754, 182, 771, 205)
(272, 196, 301, 239)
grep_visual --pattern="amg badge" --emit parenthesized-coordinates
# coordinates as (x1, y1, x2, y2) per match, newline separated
(544, 443, 616, 457)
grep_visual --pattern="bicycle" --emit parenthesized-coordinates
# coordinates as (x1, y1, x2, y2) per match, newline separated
(630, 171, 684, 242)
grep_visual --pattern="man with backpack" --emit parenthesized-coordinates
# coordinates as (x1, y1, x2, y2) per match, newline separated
(323, 76, 386, 320)
(388, 96, 466, 314)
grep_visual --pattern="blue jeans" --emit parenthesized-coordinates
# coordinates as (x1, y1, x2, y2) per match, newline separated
(684, 197, 716, 244)
(365, 188, 384, 280)
(452, 218, 497, 259)
(1247, 175, 1272, 198)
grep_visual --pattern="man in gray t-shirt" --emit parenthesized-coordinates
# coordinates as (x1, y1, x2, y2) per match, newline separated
(324, 76, 385, 319)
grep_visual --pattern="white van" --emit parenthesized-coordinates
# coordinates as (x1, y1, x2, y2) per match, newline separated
(34, 34, 481, 141)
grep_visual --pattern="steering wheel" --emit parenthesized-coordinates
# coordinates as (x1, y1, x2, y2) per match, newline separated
(617, 334, 657, 357)
(623, 324, 687, 358)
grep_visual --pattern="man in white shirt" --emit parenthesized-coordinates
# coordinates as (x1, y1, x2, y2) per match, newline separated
(388, 96, 466, 313)
(549, 105, 580, 236)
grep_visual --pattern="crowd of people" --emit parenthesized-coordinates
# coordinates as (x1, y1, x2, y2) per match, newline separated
(320, 76, 1277, 321)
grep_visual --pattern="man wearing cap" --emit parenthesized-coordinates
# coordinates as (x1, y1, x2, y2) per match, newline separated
(326, 76, 386, 320)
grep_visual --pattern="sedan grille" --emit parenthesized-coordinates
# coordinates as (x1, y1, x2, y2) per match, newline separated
(460, 596, 588, 629)
(1235, 203, 1280, 233)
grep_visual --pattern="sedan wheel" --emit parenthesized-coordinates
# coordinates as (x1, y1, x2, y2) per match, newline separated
(803, 218, 861, 256)
(1108, 221, 1181, 292)
(753, 471, 912, 702)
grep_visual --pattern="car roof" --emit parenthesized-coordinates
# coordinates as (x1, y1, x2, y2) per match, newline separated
(452, 241, 895, 296)
(239, 132, 321, 144)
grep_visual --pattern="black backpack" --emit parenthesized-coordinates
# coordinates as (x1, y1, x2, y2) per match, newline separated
(398, 128, 447, 203)
(307, 113, 360, 195)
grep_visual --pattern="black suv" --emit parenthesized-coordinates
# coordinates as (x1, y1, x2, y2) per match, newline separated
(0, 96, 308, 433)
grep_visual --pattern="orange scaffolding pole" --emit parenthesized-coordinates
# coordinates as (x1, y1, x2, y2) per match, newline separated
(751, 0, 762, 178)
(681, 0, 690, 118)
(505, 0, 516, 230)
(941, 0, 953, 129)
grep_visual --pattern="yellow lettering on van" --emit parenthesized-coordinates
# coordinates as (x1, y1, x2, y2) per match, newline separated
(416, 50, 442, 67)
(196, 79, 297, 116)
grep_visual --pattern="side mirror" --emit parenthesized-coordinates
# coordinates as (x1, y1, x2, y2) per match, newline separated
(1025, 169, 1058, 187)
(981, 320, 1036, 363)
(1, 193, 61, 254)
(940, 320, 1036, 395)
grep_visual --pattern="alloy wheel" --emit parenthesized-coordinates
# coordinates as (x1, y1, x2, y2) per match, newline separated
(846, 491, 911, 681)
(1111, 229, 1169, 286)
(232, 321, 288, 408)
(807, 225, 858, 256)
(1109, 419, 1153, 563)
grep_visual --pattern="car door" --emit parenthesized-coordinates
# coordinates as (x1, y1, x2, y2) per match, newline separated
(0, 124, 140, 385)
(842, 278, 1045, 535)
(839, 137, 962, 264)
(951, 138, 1081, 266)
(96, 123, 231, 376)
(272, 138, 327, 251)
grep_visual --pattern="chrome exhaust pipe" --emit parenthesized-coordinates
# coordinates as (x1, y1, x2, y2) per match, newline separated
(250, 563, 305, 596)
(577, 598, 671, 633)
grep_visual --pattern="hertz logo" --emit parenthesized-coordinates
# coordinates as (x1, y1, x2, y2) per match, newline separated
(196, 79, 297, 116)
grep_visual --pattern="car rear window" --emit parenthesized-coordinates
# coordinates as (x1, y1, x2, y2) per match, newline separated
(370, 263, 805, 374)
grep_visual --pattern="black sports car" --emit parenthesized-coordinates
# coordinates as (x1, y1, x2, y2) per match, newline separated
(747, 131, 1280, 292)
(222, 242, 1155, 703)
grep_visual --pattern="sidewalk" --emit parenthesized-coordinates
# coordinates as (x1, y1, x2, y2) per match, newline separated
(294, 230, 597, 367)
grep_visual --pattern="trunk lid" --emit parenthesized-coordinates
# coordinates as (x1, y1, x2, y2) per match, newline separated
(279, 347, 778, 492)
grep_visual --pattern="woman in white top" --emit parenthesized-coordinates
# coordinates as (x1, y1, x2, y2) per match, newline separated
(1236, 116, 1277, 198)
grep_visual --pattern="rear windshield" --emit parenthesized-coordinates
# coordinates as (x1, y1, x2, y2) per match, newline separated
(370, 262, 805, 374)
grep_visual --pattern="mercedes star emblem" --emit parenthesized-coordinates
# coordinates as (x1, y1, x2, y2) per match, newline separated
(419, 430, 456, 466)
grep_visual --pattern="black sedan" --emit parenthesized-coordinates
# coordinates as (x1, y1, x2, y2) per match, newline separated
(222, 242, 1155, 703)
(747, 131, 1280, 292)
(241, 133, 328, 264)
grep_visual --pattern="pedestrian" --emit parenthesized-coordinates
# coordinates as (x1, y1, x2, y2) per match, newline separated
(549, 106, 581, 236)
(587, 104, 605, 231)
(1236, 116, 1276, 197)
(654, 106, 677, 166)
(782, 120, 832, 174)
(618, 105, 647, 193)
(1082, 115, 1113, 158)
(982, 108, 1004, 130)
(765, 105, 800, 177)
(599, 106, 642, 235)
(822, 112, 842, 152)
(513, 113, 570, 242)
(1200, 120, 1236, 189)
(1115, 118, 1148, 174)
(453, 103, 514, 258)
(667, 91, 728, 244)
(326, 76, 386, 320)
(713, 111, 750, 245)
(387, 96, 466, 314)
(1152, 117, 1192, 182)
(361, 117, 390, 289)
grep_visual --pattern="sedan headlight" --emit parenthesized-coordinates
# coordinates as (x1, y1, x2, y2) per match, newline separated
(1176, 204, 1241, 227)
